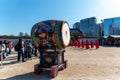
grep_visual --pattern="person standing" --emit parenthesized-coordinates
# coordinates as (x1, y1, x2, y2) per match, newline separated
(85, 40, 89, 49)
(3, 40, 8, 56)
(32, 44, 38, 56)
(28, 40, 33, 54)
(77, 40, 80, 48)
(74, 40, 78, 48)
(8, 41, 13, 55)
(95, 40, 99, 49)
(15, 39, 25, 62)
(90, 40, 94, 48)
(0, 41, 6, 60)
(3, 40, 7, 48)
(81, 40, 84, 49)
(24, 40, 32, 60)
(34, 45, 38, 56)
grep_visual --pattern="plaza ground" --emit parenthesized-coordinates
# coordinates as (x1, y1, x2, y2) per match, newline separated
(0, 46, 120, 80)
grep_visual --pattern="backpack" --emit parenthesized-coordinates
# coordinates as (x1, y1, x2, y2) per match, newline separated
(26, 44, 31, 51)
(15, 43, 19, 51)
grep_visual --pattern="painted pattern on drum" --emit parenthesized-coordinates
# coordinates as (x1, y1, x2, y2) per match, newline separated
(31, 24, 39, 47)
(31, 20, 70, 49)
(54, 21, 64, 49)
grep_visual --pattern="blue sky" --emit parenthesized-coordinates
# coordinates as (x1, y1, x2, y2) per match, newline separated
(0, 0, 120, 36)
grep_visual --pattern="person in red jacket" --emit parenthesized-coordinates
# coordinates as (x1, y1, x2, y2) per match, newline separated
(72, 40, 75, 47)
(77, 40, 80, 48)
(90, 40, 94, 48)
(81, 40, 84, 49)
(8, 41, 13, 54)
(96, 40, 99, 49)
(74, 40, 78, 48)
(70, 39, 74, 47)
(85, 40, 89, 49)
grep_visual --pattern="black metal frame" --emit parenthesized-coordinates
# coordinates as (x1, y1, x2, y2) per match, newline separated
(39, 48, 65, 68)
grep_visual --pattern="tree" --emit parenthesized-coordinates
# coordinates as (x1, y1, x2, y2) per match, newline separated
(24, 33, 30, 37)
(10, 34, 15, 37)
(19, 32, 24, 37)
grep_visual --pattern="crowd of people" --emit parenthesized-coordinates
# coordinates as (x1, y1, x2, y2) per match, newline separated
(0, 40, 13, 60)
(0, 39, 38, 62)
(99, 38, 120, 47)
(15, 39, 38, 62)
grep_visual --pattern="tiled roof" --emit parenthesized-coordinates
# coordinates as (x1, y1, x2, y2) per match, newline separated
(70, 28, 83, 36)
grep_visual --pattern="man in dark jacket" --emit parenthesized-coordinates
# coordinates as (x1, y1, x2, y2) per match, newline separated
(16, 39, 25, 62)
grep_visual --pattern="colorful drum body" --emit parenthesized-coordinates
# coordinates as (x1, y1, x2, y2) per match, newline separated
(31, 20, 70, 49)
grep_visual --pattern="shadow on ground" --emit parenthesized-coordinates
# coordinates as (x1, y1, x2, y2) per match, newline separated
(1, 55, 38, 66)
(5, 71, 52, 80)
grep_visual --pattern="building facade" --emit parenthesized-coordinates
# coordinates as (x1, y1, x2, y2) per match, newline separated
(109, 23, 119, 35)
(73, 17, 104, 37)
(96, 23, 102, 37)
(79, 17, 99, 37)
(73, 22, 80, 30)
(104, 17, 120, 36)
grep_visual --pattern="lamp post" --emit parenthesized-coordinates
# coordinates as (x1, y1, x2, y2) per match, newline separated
(101, 20, 104, 36)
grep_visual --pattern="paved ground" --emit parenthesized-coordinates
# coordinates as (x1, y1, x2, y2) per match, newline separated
(0, 46, 120, 80)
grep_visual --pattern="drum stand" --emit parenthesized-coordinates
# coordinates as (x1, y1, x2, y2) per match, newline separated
(34, 48, 68, 78)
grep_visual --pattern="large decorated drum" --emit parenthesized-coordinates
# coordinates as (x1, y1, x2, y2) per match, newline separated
(31, 20, 70, 49)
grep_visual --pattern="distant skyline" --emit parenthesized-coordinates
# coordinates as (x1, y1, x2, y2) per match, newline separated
(1, 0, 120, 35)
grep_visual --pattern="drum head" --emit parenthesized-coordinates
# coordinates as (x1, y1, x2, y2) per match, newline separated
(61, 22, 70, 47)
